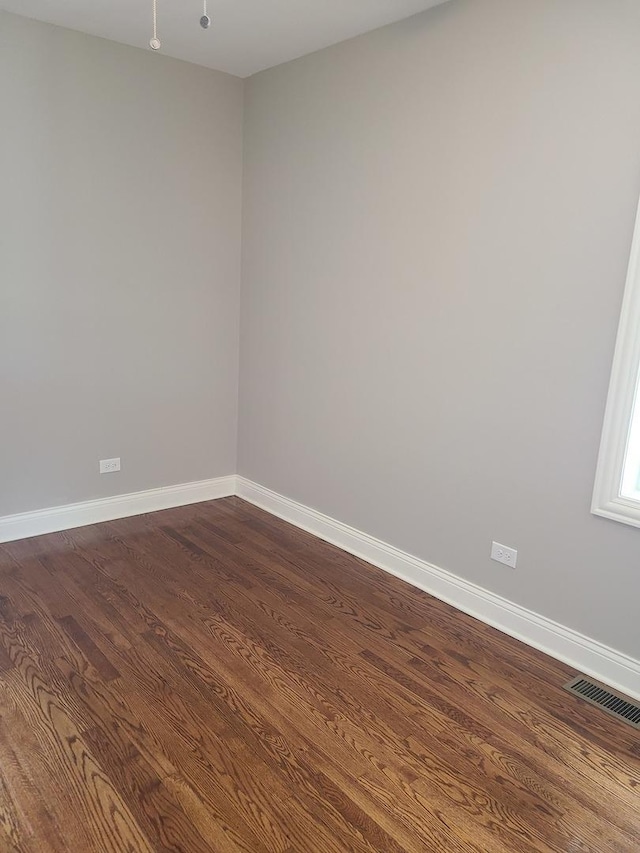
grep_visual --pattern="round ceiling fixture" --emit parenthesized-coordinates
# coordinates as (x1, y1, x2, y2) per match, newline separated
(200, 2, 211, 29)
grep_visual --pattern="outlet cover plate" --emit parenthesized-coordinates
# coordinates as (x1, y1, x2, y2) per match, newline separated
(491, 540, 517, 568)
(99, 457, 121, 474)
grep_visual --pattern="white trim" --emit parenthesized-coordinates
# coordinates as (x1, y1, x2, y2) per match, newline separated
(592, 192, 640, 528)
(0, 476, 237, 544)
(237, 477, 640, 701)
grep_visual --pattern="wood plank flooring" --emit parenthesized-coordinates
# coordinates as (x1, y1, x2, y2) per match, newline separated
(0, 497, 638, 852)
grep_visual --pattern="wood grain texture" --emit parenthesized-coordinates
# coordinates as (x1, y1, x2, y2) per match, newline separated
(0, 497, 638, 852)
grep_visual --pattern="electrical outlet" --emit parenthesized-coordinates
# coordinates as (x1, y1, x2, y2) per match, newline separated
(491, 541, 517, 568)
(99, 457, 120, 474)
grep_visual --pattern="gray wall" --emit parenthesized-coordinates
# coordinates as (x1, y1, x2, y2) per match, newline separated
(239, 0, 640, 657)
(1, 12, 243, 515)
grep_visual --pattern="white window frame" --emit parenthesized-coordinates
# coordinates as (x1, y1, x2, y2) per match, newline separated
(592, 194, 640, 528)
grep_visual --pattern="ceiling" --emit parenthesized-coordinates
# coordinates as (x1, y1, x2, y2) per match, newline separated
(0, 0, 450, 78)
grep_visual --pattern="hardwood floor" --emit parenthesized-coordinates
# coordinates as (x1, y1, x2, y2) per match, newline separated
(0, 498, 638, 852)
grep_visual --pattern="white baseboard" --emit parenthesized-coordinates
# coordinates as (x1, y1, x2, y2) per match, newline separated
(0, 476, 237, 544)
(236, 477, 640, 702)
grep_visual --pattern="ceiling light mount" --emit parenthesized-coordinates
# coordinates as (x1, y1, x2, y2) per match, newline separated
(149, 0, 212, 52)
(149, 0, 161, 50)
(200, 0, 211, 30)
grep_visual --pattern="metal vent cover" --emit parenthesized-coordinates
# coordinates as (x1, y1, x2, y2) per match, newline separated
(564, 676, 640, 730)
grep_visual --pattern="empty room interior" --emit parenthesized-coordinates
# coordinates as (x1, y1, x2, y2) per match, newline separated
(2, 0, 640, 850)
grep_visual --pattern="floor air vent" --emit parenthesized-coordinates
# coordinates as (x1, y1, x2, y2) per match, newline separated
(564, 676, 640, 730)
